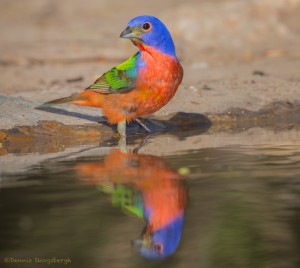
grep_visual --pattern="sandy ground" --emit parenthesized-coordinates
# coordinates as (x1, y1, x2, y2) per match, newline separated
(1, 0, 300, 123)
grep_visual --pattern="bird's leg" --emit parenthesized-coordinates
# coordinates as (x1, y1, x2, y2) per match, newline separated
(118, 135, 128, 153)
(135, 118, 152, 133)
(117, 120, 127, 137)
(117, 120, 128, 153)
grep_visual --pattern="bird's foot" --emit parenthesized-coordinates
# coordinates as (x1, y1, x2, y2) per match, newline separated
(117, 120, 128, 153)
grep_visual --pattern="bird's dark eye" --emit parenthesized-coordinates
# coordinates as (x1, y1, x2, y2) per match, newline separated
(153, 243, 162, 253)
(142, 22, 152, 32)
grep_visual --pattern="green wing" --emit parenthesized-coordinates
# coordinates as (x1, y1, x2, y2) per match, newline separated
(86, 53, 138, 94)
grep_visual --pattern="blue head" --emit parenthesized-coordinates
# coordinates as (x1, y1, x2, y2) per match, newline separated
(120, 15, 176, 57)
(133, 213, 184, 260)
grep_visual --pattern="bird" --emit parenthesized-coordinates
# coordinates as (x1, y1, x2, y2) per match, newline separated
(76, 149, 188, 259)
(43, 15, 183, 137)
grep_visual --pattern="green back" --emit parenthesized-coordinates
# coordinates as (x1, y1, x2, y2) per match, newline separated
(86, 53, 138, 94)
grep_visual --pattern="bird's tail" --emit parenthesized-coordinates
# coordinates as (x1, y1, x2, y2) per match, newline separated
(41, 90, 103, 108)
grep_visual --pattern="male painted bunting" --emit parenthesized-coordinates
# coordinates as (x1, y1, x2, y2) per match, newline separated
(44, 15, 183, 136)
(76, 149, 188, 259)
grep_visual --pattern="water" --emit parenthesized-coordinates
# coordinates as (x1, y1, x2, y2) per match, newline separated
(1, 132, 300, 268)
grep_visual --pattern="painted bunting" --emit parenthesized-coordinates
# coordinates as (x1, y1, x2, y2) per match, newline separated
(76, 149, 188, 259)
(44, 15, 183, 136)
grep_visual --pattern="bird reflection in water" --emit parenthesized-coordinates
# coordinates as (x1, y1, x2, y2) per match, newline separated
(76, 148, 188, 260)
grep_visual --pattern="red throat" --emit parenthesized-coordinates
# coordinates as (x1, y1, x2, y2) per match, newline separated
(132, 39, 147, 51)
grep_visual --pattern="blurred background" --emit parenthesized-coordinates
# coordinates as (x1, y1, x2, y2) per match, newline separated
(1, 0, 300, 94)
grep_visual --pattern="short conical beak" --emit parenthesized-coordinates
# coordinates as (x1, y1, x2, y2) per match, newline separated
(131, 239, 143, 250)
(120, 26, 134, 39)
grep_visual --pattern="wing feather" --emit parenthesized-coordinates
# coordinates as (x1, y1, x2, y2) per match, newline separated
(86, 53, 138, 94)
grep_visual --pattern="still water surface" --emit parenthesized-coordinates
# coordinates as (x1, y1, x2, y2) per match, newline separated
(1, 136, 300, 268)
